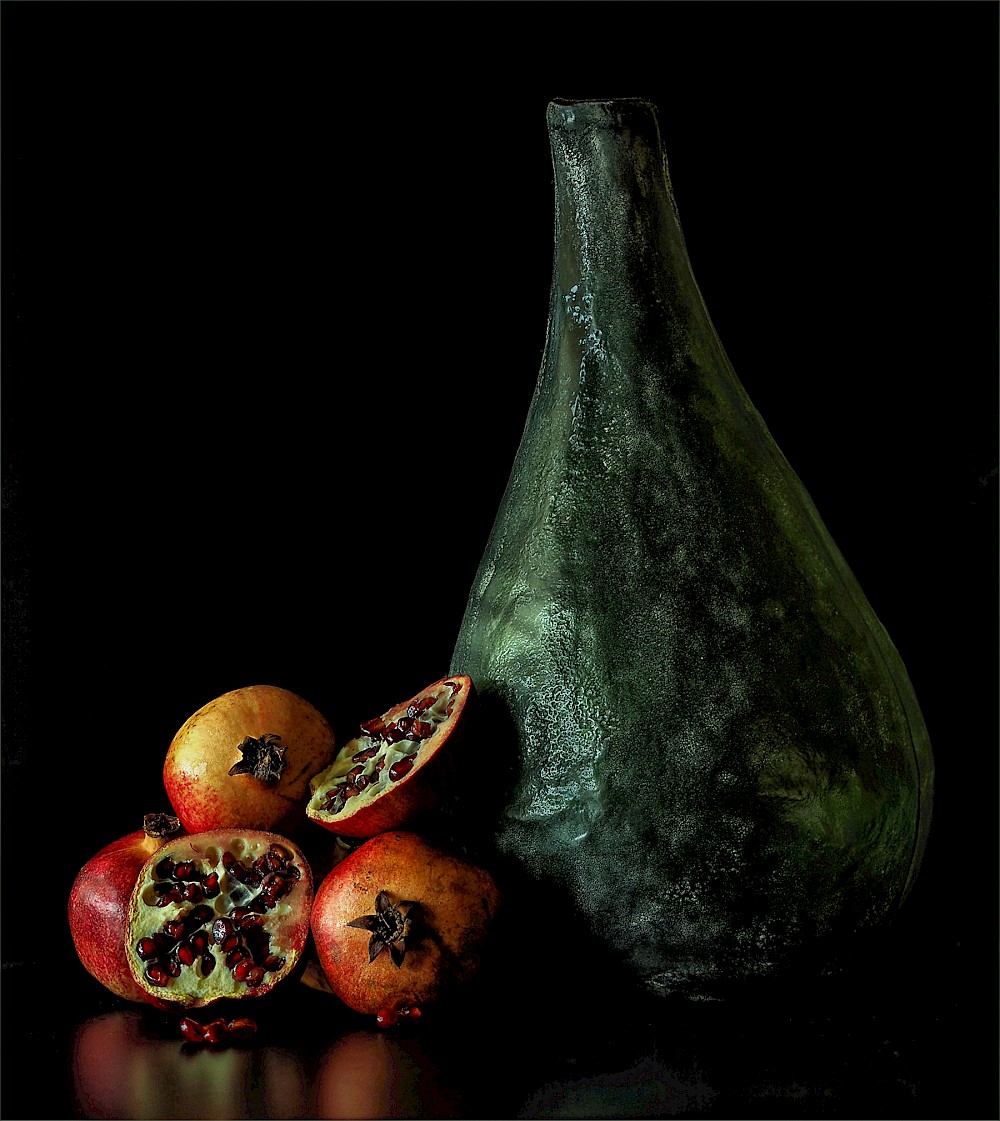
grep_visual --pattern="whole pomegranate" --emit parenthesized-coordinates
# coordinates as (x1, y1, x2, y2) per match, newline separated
(164, 684, 335, 835)
(125, 828, 313, 1009)
(306, 675, 472, 838)
(68, 813, 184, 1002)
(310, 831, 500, 1026)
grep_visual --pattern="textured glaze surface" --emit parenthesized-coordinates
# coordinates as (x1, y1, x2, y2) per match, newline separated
(450, 98, 934, 997)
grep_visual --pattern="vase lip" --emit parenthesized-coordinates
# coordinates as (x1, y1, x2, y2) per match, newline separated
(546, 97, 659, 132)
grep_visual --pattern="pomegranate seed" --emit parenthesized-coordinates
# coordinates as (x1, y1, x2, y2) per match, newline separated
(164, 919, 188, 941)
(389, 756, 415, 782)
(230, 907, 252, 925)
(383, 723, 405, 745)
(262, 953, 285, 972)
(181, 883, 204, 903)
(176, 941, 196, 966)
(165, 956, 182, 977)
(155, 856, 176, 878)
(204, 1019, 229, 1045)
(201, 951, 216, 976)
(202, 872, 221, 897)
(232, 958, 253, 982)
(411, 719, 433, 739)
(179, 1017, 207, 1043)
(156, 888, 183, 907)
(212, 917, 235, 944)
(189, 904, 215, 925)
(244, 966, 265, 987)
(172, 861, 198, 881)
(352, 746, 379, 762)
(226, 947, 250, 969)
(247, 895, 269, 914)
(343, 785, 361, 799)
(189, 931, 209, 955)
(226, 1018, 257, 1040)
(145, 963, 172, 987)
(136, 937, 160, 960)
(360, 716, 387, 739)
(356, 774, 369, 791)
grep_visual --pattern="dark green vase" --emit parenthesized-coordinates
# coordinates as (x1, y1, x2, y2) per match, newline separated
(450, 98, 934, 999)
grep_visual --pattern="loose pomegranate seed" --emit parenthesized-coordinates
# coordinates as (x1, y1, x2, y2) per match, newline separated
(389, 756, 415, 782)
(204, 1019, 229, 1045)
(179, 1017, 207, 1043)
(226, 1018, 258, 1040)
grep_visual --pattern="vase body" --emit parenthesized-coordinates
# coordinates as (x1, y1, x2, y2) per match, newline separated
(450, 98, 934, 998)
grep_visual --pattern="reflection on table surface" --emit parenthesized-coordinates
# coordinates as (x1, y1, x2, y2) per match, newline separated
(71, 1008, 465, 1120)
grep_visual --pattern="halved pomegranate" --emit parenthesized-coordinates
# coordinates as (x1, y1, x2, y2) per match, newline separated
(68, 813, 185, 1002)
(305, 675, 473, 838)
(310, 830, 500, 1025)
(164, 684, 336, 836)
(125, 829, 313, 1009)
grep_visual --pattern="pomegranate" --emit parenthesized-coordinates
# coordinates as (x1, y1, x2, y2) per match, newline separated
(164, 684, 336, 835)
(125, 828, 313, 1009)
(306, 675, 473, 838)
(310, 831, 500, 1025)
(68, 812, 184, 1002)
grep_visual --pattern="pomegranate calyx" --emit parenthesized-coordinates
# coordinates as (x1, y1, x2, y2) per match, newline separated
(143, 813, 183, 840)
(346, 890, 419, 967)
(227, 733, 287, 784)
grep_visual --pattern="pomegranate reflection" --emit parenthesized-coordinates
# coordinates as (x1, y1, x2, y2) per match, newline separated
(316, 1029, 462, 1119)
(71, 1009, 309, 1120)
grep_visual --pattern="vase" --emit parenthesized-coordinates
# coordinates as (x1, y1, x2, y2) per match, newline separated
(450, 97, 934, 999)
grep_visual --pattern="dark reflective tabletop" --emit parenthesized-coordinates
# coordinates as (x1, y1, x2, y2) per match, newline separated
(4, 881, 994, 1121)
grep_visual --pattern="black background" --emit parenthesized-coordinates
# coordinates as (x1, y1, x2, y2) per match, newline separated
(2, 3, 997, 1119)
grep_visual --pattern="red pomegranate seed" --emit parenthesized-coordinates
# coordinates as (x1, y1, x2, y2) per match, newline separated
(244, 966, 265, 987)
(172, 861, 198, 881)
(164, 919, 188, 941)
(389, 756, 415, 782)
(410, 719, 433, 739)
(202, 871, 221, 897)
(136, 937, 160, 960)
(232, 958, 253, 982)
(189, 931, 209, 955)
(181, 882, 204, 903)
(262, 953, 285, 972)
(226, 1018, 258, 1040)
(155, 856, 176, 879)
(360, 716, 387, 739)
(179, 1017, 207, 1043)
(145, 963, 172, 987)
(201, 951, 216, 976)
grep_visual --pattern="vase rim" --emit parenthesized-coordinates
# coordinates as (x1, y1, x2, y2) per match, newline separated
(546, 97, 659, 130)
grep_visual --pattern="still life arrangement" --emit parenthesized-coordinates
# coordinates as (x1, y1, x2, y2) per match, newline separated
(65, 96, 934, 1050)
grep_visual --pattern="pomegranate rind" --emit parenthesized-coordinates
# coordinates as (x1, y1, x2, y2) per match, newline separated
(305, 675, 473, 838)
(164, 684, 336, 835)
(125, 829, 314, 1010)
(309, 830, 500, 1018)
(68, 825, 183, 1002)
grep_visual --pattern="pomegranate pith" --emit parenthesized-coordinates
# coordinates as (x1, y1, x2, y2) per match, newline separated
(306, 675, 473, 838)
(125, 829, 313, 1009)
(68, 813, 184, 1002)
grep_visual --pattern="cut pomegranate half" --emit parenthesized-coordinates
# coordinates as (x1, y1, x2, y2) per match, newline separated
(305, 675, 473, 838)
(124, 829, 313, 1009)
